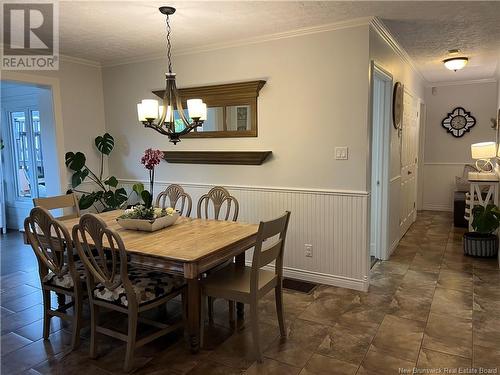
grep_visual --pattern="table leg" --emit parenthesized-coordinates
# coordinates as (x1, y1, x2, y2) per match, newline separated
(187, 278, 201, 353)
(235, 253, 245, 320)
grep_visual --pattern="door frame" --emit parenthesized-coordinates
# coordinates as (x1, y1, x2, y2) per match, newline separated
(1, 72, 66, 200)
(369, 61, 392, 261)
(417, 101, 426, 211)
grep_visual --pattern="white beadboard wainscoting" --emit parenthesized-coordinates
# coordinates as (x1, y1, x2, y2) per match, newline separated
(119, 179, 370, 291)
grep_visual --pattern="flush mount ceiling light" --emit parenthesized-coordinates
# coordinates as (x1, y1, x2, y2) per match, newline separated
(443, 50, 468, 71)
(137, 6, 207, 144)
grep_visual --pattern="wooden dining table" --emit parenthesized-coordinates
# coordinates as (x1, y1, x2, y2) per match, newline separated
(59, 210, 259, 353)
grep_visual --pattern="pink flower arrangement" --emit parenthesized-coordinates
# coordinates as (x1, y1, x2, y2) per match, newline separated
(141, 148, 163, 170)
(141, 148, 163, 201)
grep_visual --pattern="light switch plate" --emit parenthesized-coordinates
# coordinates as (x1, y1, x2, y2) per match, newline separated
(335, 147, 348, 160)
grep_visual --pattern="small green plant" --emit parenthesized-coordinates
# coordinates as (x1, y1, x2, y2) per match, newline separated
(65, 133, 128, 211)
(118, 205, 176, 221)
(131, 182, 152, 209)
(471, 204, 500, 234)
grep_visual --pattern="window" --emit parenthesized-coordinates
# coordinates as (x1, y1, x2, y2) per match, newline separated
(9, 108, 46, 199)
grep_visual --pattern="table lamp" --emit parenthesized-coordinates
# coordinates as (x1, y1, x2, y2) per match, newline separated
(469, 142, 498, 181)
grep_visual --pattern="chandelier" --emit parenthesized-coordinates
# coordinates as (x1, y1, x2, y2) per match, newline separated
(137, 6, 207, 144)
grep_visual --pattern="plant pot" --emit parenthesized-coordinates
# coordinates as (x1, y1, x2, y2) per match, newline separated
(463, 232, 498, 257)
(116, 213, 180, 232)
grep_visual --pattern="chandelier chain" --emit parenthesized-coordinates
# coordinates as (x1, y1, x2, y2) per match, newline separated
(165, 14, 172, 73)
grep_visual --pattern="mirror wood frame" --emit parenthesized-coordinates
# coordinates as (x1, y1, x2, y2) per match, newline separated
(153, 80, 266, 138)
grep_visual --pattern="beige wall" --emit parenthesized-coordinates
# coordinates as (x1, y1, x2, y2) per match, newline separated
(368, 25, 425, 255)
(423, 81, 498, 211)
(103, 26, 370, 192)
(101, 25, 374, 290)
(1, 59, 108, 189)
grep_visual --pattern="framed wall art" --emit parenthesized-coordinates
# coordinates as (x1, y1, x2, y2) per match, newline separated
(441, 107, 476, 138)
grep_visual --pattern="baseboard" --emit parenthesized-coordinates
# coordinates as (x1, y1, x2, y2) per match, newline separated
(248, 262, 369, 292)
(388, 238, 399, 258)
(422, 204, 452, 212)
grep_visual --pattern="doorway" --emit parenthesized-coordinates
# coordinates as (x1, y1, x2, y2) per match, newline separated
(1, 80, 61, 230)
(370, 63, 392, 263)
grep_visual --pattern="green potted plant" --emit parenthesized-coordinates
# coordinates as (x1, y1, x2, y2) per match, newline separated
(65, 133, 128, 211)
(464, 204, 500, 257)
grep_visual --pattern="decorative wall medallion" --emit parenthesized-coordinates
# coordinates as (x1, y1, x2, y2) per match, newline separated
(441, 107, 476, 138)
(392, 82, 404, 130)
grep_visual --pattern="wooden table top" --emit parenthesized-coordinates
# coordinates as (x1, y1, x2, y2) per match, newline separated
(60, 211, 259, 263)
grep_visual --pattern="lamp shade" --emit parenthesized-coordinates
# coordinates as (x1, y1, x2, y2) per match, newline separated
(471, 142, 496, 159)
(443, 57, 468, 71)
(199, 103, 207, 121)
(187, 99, 204, 119)
(137, 103, 146, 122)
(140, 99, 159, 120)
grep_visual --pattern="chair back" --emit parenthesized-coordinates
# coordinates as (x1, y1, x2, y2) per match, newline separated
(33, 193, 80, 220)
(251, 211, 291, 289)
(24, 206, 76, 280)
(72, 214, 134, 305)
(197, 186, 239, 221)
(155, 184, 192, 216)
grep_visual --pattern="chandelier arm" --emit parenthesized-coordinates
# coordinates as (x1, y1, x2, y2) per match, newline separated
(143, 121, 172, 136)
(157, 95, 167, 128)
(158, 75, 175, 131)
(171, 79, 192, 128)
(167, 77, 176, 132)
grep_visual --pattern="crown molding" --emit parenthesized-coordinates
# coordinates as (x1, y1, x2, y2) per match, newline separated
(59, 54, 101, 68)
(425, 78, 498, 88)
(102, 16, 373, 68)
(369, 17, 427, 84)
(0, 43, 102, 68)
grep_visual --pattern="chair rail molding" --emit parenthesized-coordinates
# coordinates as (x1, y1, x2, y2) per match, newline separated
(119, 179, 370, 291)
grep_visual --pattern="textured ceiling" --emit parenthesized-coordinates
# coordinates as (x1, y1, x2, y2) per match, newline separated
(58, 1, 500, 82)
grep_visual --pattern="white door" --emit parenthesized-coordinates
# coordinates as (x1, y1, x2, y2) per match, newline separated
(400, 91, 420, 236)
(370, 65, 392, 260)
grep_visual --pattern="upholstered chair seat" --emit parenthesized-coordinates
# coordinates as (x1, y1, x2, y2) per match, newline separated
(92, 264, 185, 307)
(43, 260, 87, 289)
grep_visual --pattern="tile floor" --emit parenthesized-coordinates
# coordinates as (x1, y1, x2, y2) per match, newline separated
(1, 211, 499, 374)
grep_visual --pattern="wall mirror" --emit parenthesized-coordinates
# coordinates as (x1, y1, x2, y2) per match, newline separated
(153, 80, 265, 138)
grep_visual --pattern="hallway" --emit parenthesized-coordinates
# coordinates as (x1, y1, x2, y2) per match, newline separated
(0, 211, 498, 374)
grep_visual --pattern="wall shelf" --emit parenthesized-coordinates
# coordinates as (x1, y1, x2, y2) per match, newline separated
(162, 151, 272, 165)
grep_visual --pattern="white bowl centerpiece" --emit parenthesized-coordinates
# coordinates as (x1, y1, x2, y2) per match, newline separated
(116, 205, 179, 232)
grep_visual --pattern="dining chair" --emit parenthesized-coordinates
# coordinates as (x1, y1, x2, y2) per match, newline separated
(197, 186, 239, 323)
(33, 193, 80, 220)
(24, 206, 86, 350)
(72, 213, 187, 372)
(200, 211, 291, 362)
(197, 186, 239, 221)
(155, 184, 192, 217)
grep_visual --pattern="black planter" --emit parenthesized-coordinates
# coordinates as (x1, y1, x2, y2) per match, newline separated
(463, 232, 498, 257)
